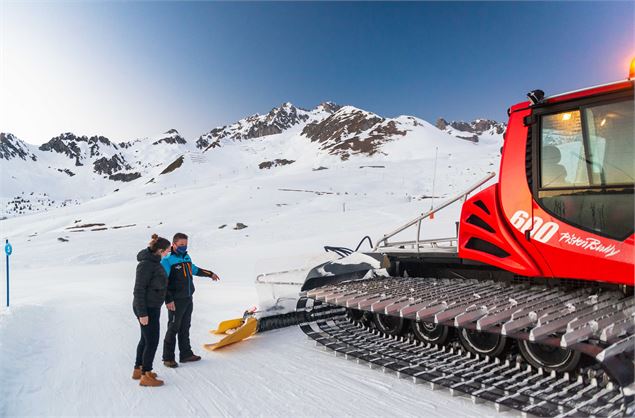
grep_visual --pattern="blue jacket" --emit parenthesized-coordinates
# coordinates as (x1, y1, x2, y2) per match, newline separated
(161, 250, 211, 302)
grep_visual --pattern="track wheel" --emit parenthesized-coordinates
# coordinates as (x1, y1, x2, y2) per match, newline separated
(519, 340, 581, 372)
(411, 321, 449, 345)
(458, 328, 509, 357)
(346, 308, 364, 323)
(373, 313, 406, 336)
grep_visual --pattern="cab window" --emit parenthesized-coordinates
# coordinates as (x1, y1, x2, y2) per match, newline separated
(538, 97, 634, 240)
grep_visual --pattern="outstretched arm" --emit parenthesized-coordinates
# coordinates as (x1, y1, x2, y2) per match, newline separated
(193, 263, 220, 281)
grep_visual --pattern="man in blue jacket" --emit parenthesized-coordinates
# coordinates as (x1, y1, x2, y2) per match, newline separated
(161, 232, 219, 367)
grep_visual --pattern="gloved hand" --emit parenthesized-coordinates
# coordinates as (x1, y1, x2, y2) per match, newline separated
(199, 268, 220, 281)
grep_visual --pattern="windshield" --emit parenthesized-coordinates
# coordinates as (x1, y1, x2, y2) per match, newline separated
(538, 95, 634, 240)
(540, 99, 634, 189)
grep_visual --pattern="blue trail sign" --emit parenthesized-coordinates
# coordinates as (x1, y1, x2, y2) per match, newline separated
(5, 239, 12, 307)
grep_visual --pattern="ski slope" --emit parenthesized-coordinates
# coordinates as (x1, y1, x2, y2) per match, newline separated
(0, 121, 509, 416)
(0, 260, 512, 417)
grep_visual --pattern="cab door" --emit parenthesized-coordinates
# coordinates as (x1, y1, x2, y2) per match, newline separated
(522, 88, 634, 284)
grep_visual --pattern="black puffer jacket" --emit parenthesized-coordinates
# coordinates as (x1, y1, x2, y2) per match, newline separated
(133, 248, 168, 317)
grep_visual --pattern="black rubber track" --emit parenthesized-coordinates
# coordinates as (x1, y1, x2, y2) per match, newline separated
(297, 298, 634, 417)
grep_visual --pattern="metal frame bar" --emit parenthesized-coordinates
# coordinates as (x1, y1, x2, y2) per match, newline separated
(256, 269, 306, 286)
(374, 172, 496, 253)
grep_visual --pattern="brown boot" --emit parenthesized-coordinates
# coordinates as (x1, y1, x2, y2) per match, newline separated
(132, 367, 142, 380)
(139, 372, 164, 387)
(181, 354, 201, 363)
(163, 360, 178, 368)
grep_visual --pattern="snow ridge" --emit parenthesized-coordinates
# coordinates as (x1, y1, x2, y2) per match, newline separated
(435, 118, 506, 143)
(1, 102, 504, 218)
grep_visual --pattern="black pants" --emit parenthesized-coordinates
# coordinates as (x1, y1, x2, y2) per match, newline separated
(163, 297, 194, 361)
(134, 306, 161, 372)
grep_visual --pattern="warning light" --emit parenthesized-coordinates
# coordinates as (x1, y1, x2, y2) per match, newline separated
(630, 57, 635, 80)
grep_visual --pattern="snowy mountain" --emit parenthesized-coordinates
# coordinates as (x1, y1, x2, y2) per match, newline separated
(435, 117, 506, 143)
(195, 102, 337, 150)
(1, 102, 504, 218)
(0, 133, 37, 161)
(38, 132, 120, 167)
(302, 106, 402, 159)
(150, 129, 188, 145)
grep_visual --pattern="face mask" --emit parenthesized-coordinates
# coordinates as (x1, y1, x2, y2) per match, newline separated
(176, 245, 188, 254)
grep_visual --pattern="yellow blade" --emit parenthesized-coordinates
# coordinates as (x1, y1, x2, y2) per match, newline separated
(211, 318, 244, 335)
(204, 317, 258, 351)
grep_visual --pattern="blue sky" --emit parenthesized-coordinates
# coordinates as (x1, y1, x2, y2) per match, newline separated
(2, 1, 633, 144)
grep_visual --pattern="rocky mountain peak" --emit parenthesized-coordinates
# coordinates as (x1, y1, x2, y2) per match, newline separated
(38, 132, 117, 165)
(0, 132, 37, 161)
(152, 129, 187, 145)
(302, 106, 406, 160)
(435, 118, 448, 131)
(196, 102, 311, 150)
(436, 118, 506, 143)
(315, 101, 342, 114)
(255, 102, 309, 137)
(436, 118, 505, 135)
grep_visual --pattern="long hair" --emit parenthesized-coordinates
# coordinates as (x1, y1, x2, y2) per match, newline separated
(148, 234, 171, 253)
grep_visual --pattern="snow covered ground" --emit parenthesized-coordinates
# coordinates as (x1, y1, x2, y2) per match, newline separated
(0, 120, 509, 416)
(0, 265, 510, 417)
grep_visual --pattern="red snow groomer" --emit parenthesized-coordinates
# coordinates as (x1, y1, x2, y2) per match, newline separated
(298, 60, 635, 416)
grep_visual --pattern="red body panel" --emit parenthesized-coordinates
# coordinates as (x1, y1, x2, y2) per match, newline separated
(459, 81, 634, 286)
(545, 80, 633, 105)
(459, 184, 542, 276)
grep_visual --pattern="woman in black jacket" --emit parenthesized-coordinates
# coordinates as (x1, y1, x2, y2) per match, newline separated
(132, 234, 171, 387)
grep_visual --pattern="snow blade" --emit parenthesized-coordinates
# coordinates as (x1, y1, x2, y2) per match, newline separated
(204, 317, 258, 351)
(211, 318, 244, 335)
